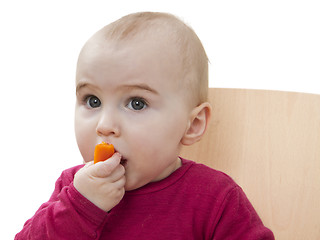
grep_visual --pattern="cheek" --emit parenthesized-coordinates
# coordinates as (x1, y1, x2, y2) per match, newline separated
(74, 111, 96, 162)
(127, 114, 187, 155)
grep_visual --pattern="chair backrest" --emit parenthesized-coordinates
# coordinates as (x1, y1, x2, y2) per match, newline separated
(180, 88, 320, 240)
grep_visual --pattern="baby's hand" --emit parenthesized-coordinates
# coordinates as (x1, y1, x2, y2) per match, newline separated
(74, 153, 126, 212)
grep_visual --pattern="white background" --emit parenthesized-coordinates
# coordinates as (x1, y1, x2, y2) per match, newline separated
(1, 0, 319, 238)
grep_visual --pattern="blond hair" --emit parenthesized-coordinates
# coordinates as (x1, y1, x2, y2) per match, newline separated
(97, 12, 209, 105)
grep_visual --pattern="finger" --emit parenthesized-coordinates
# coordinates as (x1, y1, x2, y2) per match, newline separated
(88, 152, 121, 178)
(112, 175, 126, 191)
(108, 164, 125, 182)
(83, 161, 94, 168)
(117, 175, 126, 189)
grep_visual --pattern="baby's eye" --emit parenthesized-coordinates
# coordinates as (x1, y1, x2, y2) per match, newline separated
(85, 95, 101, 108)
(127, 97, 147, 111)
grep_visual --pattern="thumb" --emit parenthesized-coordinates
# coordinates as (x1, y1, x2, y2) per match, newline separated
(88, 152, 122, 178)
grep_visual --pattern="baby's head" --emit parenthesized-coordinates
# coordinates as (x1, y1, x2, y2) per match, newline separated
(79, 12, 209, 108)
(75, 12, 211, 190)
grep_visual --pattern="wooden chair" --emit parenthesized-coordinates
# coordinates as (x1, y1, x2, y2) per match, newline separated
(180, 88, 320, 240)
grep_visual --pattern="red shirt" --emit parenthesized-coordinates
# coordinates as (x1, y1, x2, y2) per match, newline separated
(15, 158, 274, 239)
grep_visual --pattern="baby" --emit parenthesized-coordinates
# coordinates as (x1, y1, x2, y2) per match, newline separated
(16, 12, 274, 239)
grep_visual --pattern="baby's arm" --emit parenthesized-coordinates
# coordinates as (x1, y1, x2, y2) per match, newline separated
(15, 153, 125, 240)
(213, 186, 274, 239)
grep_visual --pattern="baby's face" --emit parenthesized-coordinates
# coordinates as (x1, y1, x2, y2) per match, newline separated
(75, 35, 192, 190)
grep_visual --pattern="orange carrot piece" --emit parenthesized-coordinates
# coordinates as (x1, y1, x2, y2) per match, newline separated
(94, 142, 115, 164)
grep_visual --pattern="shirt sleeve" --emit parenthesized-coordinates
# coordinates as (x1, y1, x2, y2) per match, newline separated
(15, 166, 108, 240)
(213, 186, 275, 240)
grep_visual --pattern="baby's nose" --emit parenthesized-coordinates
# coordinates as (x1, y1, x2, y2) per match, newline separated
(96, 111, 120, 137)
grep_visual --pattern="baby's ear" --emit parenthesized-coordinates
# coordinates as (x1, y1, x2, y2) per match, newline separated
(181, 102, 211, 146)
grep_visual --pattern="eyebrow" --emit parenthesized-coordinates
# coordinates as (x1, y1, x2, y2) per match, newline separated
(120, 83, 159, 95)
(76, 82, 158, 95)
(76, 82, 91, 95)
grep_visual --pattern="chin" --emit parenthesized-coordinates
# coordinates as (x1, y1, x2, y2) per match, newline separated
(124, 179, 147, 192)
(125, 185, 137, 192)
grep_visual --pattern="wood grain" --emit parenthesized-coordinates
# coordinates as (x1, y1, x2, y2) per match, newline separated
(180, 88, 320, 239)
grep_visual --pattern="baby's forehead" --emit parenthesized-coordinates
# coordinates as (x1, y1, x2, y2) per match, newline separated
(81, 21, 186, 72)
(84, 27, 183, 66)
(78, 26, 185, 80)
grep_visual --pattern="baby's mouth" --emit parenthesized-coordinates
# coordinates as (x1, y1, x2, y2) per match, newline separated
(114, 147, 127, 166)
(120, 157, 127, 166)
